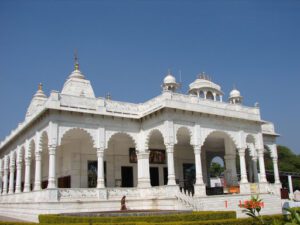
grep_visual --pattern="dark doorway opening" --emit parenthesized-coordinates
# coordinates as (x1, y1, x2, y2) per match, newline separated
(163, 167, 168, 185)
(121, 166, 134, 187)
(183, 163, 195, 194)
(150, 167, 159, 186)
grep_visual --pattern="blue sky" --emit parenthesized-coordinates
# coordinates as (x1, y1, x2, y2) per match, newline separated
(0, 0, 299, 153)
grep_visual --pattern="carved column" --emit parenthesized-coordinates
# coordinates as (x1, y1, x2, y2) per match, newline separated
(47, 145, 57, 189)
(97, 148, 105, 188)
(2, 156, 9, 195)
(272, 157, 280, 184)
(258, 149, 267, 183)
(193, 145, 204, 185)
(0, 159, 3, 194)
(166, 144, 176, 185)
(224, 154, 238, 185)
(34, 151, 42, 191)
(15, 155, 22, 193)
(238, 148, 248, 183)
(137, 151, 151, 188)
(252, 156, 259, 183)
(8, 154, 16, 194)
(24, 157, 31, 192)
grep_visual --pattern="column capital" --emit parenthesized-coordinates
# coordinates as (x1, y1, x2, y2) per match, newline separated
(35, 151, 42, 161)
(137, 151, 150, 160)
(257, 148, 264, 154)
(238, 148, 246, 155)
(165, 144, 174, 153)
(252, 156, 258, 161)
(25, 158, 31, 165)
(97, 150, 104, 158)
(48, 145, 57, 155)
(193, 145, 201, 153)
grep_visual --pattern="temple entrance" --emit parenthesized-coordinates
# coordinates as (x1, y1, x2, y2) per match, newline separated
(147, 130, 166, 186)
(202, 131, 238, 195)
(150, 167, 159, 186)
(88, 161, 97, 188)
(121, 166, 133, 187)
(183, 163, 195, 194)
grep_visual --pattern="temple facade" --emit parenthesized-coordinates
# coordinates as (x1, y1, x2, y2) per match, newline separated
(0, 61, 282, 221)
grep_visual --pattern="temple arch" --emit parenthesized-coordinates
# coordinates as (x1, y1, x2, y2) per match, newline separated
(174, 126, 195, 193)
(146, 129, 166, 187)
(106, 132, 137, 187)
(202, 130, 239, 194)
(59, 128, 96, 188)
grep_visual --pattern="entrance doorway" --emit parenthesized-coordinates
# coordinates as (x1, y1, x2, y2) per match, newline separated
(183, 163, 195, 194)
(150, 167, 159, 186)
(121, 166, 134, 187)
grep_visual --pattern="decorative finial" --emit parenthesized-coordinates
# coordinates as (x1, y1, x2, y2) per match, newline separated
(74, 49, 79, 71)
(38, 83, 43, 91)
(168, 69, 171, 75)
(233, 84, 236, 90)
(106, 92, 111, 100)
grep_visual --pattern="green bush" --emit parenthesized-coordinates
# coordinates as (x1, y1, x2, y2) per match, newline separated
(39, 211, 236, 224)
(0, 223, 89, 225)
(93, 215, 284, 225)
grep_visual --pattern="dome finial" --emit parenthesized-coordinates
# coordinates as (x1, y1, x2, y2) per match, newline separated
(38, 83, 43, 91)
(74, 49, 79, 71)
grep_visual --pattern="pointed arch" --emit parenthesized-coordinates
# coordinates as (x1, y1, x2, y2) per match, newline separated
(106, 132, 137, 150)
(39, 131, 49, 153)
(60, 127, 96, 148)
(201, 130, 238, 149)
(176, 126, 192, 145)
(145, 129, 165, 149)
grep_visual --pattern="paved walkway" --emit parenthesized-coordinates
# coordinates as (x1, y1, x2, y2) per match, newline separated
(0, 215, 28, 222)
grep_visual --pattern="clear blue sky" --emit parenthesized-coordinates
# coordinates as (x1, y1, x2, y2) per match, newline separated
(0, 0, 299, 153)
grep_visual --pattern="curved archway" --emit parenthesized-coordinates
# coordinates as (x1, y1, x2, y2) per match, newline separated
(106, 132, 137, 188)
(202, 131, 239, 193)
(145, 129, 165, 149)
(206, 91, 214, 100)
(175, 127, 194, 193)
(59, 128, 96, 188)
(199, 91, 205, 98)
(146, 129, 166, 187)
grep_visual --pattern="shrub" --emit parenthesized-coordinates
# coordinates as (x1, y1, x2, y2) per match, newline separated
(39, 211, 236, 224)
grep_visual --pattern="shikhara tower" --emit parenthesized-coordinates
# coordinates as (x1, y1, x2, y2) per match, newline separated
(0, 59, 281, 221)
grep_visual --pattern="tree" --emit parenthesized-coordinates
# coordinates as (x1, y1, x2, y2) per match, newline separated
(209, 162, 224, 177)
(265, 145, 300, 190)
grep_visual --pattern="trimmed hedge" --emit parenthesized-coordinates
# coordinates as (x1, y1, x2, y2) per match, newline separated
(92, 215, 284, 225)
(0, 224, 89, 225)
(39, 211, 236, 224)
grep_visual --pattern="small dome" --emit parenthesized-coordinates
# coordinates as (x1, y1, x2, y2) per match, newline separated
(164, 74, 176, 84)
(229, 89, 241, 98)
(26, 83, 47, 120)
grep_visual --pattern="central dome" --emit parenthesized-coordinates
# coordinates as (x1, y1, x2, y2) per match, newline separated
(188, 73, 223, 101)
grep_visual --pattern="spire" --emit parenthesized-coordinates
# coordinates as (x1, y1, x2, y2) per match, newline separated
(38, 83, 43, 91)
(74, 49, 79, 71)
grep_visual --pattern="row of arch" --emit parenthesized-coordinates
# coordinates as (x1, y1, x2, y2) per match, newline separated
(0, 124, 272, 195)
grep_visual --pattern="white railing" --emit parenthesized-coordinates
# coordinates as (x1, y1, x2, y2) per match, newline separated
(175, 189, 203, 210)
